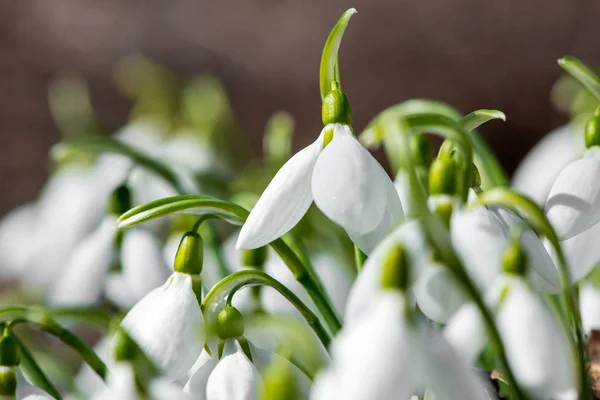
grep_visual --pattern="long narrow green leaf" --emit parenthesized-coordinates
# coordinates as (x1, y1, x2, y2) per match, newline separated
(559, 56, 600, 101)
(12, 333, 62, 400)
(319, 9, 357, 99)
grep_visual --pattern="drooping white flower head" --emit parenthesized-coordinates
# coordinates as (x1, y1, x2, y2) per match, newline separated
(313, 292, 491, 400)
(236, 123, 403, 254)
(512, 124, 583, 206)
(414, 263, 466, 323)
(184, 340, 264, 400)
(496, 277, 577, 398)
(120, 272, 205, 380)
(546, 147, 600, 240)
(47, 215, 118, 305)
(344, 220, 431, 328)
(451, 205, 559, 292)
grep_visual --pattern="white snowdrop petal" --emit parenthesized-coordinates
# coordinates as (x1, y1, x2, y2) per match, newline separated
(184, 356, 219, 399)
(206, 342, 264, 400)
(580, 283, 600, 335)
(312, 124, 389, 235)
(0, 204, 37, 278)
(236, 137, 323, 250)
(48, 216, 117, 306)
(546, 152, 600, 240)
(417, 326, 493, 400)
(346, 178, 404, 254)
(121, 272, 205, 380)
(558, 220, 600, 282)
(344, 221, 431, 327)
(91, 362, 137, 400)
(497, 279, 576, 398)
(322, 294, 415, 400)
(512, 125, 582, 206)
(443, 303, 487, 364)
(119, 229, 171, 303)
(451, 206, 507, 289)
(414, 264, 466, 323)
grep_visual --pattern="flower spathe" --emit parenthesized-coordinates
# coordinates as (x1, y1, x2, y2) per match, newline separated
(236, 123, 403, 254)
(119, 272, 205, 380)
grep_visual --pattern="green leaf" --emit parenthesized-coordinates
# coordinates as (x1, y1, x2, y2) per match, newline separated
(559, 56, 600, 101)
(460, 109, 506, 132)
(118, 195, 248, 228)
(12, 333, 62, 400)
(319, 8, 357, 100)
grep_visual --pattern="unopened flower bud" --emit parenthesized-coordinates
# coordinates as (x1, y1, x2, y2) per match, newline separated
(174, 232, 203, 275)
(585, 106, 600, 149)
(0, 335, 19, 367)
(0, 366, 16, 397)
(429, 157, 458, 196)
(217, 306, 245, 340)
(322, 83, 352, 126)
(501, 239, 527, 276)
(428, 195, 454, 228)
(380, 243, 409, 291)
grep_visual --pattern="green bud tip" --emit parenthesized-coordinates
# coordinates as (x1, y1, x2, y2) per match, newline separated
(0, 335, 20, 367)
(174, 231, 204, 275)
(429, 157, 458, 196)
(108, 184, 132, 216)
(322, 85, 352, 126)
(501, 240, 528, 276)
(381, 243, 409, 291)
(430, 196, 454, 229)
(242, 246, 268, 268)
(0, 367, 16, 397)
(585, 108, 600, 149)
(217, 306, 245, 339)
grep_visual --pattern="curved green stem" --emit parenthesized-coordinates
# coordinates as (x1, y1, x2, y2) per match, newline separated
(0, 306, 107, 381)
(559, 56, 600, 102)
(118, 195, 341, 335)
(381, 117, 529, 400)
(203, 270, 331, 349)
(319, 8, 357, 99)
(474, 188, 590, 399)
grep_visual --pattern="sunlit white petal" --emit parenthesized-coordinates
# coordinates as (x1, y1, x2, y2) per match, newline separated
(580, 283, 600, 334)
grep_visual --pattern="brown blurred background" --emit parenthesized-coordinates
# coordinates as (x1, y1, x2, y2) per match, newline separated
(1, 0, 600, 215)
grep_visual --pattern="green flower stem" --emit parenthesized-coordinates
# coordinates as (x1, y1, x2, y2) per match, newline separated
(319, 8, 357, 100)
(382, 117, 529, 400)
(0, 306, 107, 381)
(354, 245, 367, 273)
(44, 306, 114, 330)
(11, 333, 62, 400)
(459, 110, 509, 188)
(474, 188, 590, 399)
(559, 56, 600, 102)
(119, 195, 341, 335)
(203, 270, 331, 349)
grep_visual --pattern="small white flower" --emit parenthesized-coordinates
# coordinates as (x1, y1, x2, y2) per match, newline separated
(512, 124, 583, 206)
(312, 293, 491, 400)
(184, 340, 264, 400)
(120, 272, 205, 380)
(236, 124, 402, 254)
(546, 147, 600, 240)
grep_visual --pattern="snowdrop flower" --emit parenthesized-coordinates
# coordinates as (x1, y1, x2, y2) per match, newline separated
(120, 269, 205, 380)
(546, 111, 600, 240)
(580, 282, 600, 334)
(312, 292, 491, 400)
(236, 122, 403, 254)
(451, 205, 559, 292)
(47, 214, 170, 307)
(512, 124, 583, 206)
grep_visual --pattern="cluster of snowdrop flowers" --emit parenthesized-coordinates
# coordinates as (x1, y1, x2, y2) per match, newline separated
(5, 7, 600, 400)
